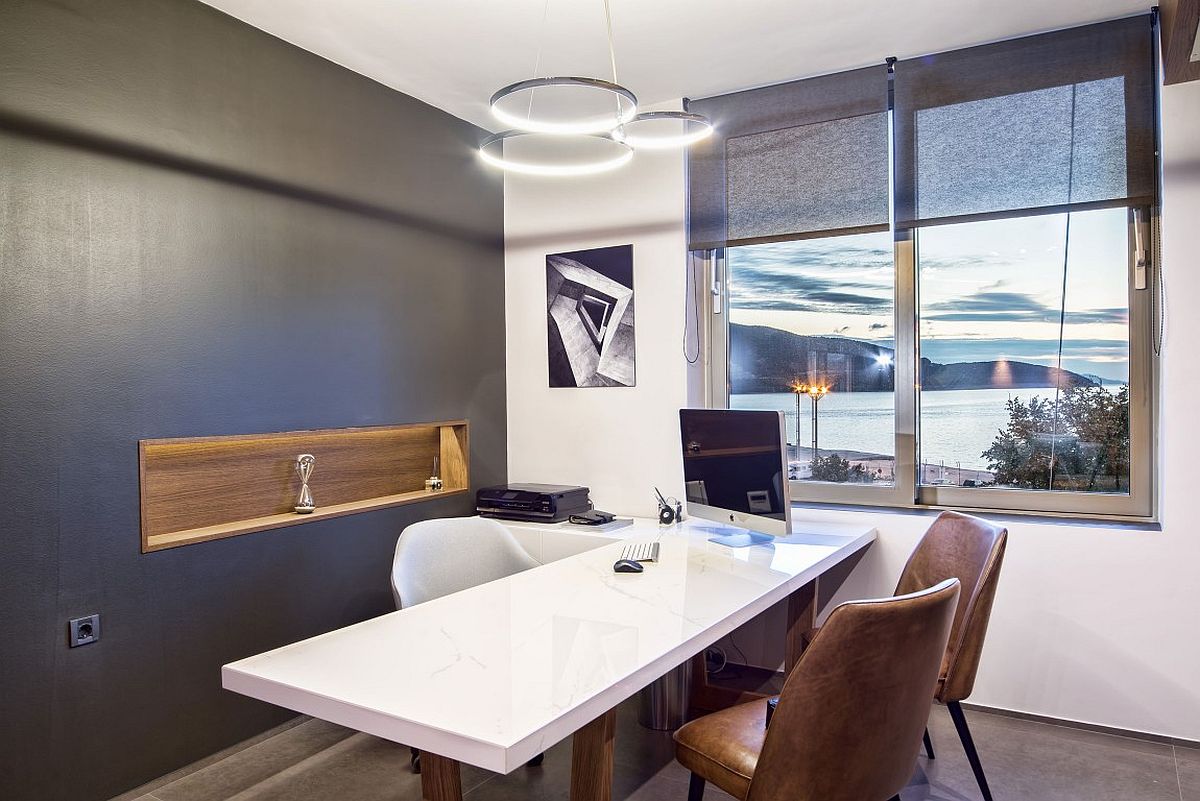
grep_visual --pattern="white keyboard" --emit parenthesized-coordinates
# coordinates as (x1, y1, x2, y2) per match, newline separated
(620, 541, 660, 563)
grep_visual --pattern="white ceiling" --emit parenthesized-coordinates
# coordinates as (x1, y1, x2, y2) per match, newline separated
(199, 0, 1148, 131)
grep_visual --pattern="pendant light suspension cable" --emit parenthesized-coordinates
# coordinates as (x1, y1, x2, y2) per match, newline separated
(489, 0, 636, 135)
(601, 0, 623, 122)
(524, 0, 551, 121)
(482, 0, 711, 175)
(603, 0, 619, 84)
(602, 0, 712, 150)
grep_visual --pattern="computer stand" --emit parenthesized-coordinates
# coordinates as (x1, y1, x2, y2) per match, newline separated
(708, 530, 774, 547)
(694, 523, 774, 548)
(700, 524, 857, 548)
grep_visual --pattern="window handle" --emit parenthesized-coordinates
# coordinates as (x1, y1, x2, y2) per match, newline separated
(1133, 208, 1148, 291)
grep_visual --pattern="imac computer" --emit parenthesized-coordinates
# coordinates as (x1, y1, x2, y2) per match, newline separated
(679, 408, 791, 547)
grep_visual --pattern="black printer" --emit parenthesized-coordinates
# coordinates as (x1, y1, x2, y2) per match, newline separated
(476, 483, 591, 523)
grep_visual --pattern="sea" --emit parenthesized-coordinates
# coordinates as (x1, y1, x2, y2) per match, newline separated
(732, 387, 1068, 472)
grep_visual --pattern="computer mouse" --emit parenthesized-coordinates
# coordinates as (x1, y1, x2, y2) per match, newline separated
(613, 559, 644, 574)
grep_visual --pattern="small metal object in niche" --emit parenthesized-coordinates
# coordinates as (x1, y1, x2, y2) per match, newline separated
(294, 454, 316, 513)
(425, 457, 443, 492)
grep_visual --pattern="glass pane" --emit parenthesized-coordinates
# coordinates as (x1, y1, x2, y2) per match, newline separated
(727, 232, 896, 486)
(916, 207, 1130, 493)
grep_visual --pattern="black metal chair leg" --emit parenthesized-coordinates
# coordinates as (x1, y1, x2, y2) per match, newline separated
(923, 726, 936, 759)
(688, 772, 706, 801)
(947, 701, 993, 801)
(410, 746, 421, 774)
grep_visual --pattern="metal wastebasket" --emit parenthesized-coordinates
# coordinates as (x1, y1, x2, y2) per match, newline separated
(637, 660, 693, 730)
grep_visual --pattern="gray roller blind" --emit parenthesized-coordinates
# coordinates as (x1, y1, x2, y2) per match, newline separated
(894, 15, 1156, 228)
(687, 66, 890, 250)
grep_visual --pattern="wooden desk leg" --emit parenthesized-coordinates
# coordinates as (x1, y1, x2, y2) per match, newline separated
(785, 578, 818, 674)
(689, 651, 770, 712)
(419, 751, 462, 801)
(570, 707, 617, 801)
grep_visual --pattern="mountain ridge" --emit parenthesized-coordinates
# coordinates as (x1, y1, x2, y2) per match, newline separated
(729, 323, 1099, 394)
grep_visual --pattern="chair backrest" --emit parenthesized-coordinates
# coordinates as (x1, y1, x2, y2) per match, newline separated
(894, 510, 1007, 702)
(748, 579, 960, 801)
(391, 517, 540, 609)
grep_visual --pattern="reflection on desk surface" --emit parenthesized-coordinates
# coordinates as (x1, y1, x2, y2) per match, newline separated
(775, 531, 857, 546)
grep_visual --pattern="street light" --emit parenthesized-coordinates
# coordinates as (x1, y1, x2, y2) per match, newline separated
(791, 382, 803, 447)
(791, 381, 830, 467)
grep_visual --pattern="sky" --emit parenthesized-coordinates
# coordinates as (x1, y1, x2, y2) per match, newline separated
(727, 206, 1131, 382)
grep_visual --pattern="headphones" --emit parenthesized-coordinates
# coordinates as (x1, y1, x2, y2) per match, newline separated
(655, 487, 683, 525)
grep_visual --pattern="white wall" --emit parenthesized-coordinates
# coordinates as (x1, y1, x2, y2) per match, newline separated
(503, 81, 1200, 741)
(505, 138, 692, 517)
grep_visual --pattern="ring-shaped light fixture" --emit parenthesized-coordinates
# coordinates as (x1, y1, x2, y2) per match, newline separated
(611, 111, 714, 150)
(479, 130, 634, 177)
(490, 76, 638, 135)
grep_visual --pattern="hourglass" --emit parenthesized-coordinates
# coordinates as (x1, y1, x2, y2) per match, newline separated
(294, 454, 316, 513)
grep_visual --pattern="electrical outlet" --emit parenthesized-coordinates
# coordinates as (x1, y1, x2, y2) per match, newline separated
(68, 614, 100, 648)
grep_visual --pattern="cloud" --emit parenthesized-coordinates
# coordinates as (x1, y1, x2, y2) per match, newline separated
(1069, 308, 1129, 324)
(729, 239, 895, 276)
(724, 237, 1125, 326)
(929, 291, 1047, 315)
(923, 291, 1128, 325)
(919, 337, 1129, 381)
(730, 271, 893, 315)
(728, 239, 894, 315)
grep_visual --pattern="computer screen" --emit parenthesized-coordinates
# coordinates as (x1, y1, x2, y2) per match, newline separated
(678, 409, 791, 537)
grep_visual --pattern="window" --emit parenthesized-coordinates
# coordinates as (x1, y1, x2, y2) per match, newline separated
(691, 16, 1157, 519)
(727, 232, 897, 488)
(917, 210, 1130, 494)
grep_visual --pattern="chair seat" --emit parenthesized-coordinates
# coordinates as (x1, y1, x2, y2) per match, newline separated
(673, 698, 773, 800)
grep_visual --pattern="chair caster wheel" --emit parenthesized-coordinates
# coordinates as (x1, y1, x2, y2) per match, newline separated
(526, 752, 545, 767)
(410, 747, 421, 774)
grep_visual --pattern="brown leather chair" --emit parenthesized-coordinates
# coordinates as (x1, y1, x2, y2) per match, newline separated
(898, 511, 1007, 801)
(674, 578, 961, 801)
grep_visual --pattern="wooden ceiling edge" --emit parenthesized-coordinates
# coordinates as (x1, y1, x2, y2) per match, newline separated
(1161, 0, 1200, 85)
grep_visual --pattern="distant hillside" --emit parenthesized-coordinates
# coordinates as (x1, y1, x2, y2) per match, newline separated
(730, 323, 1097, 394)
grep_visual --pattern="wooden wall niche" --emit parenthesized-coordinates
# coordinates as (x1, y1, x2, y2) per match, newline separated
(139, 421, 469, 552)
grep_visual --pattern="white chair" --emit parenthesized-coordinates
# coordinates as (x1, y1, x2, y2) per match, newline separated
(391, 516, 539, 609)
(390, 516, 542, 773)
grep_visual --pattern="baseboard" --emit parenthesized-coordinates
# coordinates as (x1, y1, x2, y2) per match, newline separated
(107, 715, 310, 801)
(958, 702, 1200, 750)
(714, 660, 1200, 752)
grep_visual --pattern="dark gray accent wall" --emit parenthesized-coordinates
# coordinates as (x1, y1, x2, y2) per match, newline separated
(0, 2, 505, 799)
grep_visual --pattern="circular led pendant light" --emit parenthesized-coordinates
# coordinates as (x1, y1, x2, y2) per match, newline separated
(611, 111, 714, 150)
(481, 0, 712, 176)
(490, 77, 638, 135)
(479, 130, 633, 177)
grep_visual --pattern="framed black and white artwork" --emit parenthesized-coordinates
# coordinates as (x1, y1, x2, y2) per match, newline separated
(546, 244, 635, 388)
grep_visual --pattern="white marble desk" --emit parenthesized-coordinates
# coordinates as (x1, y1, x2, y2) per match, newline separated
(222, 517, 875, 800)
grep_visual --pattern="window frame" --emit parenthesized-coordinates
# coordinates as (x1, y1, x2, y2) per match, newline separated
(703, 206, 1158, 522)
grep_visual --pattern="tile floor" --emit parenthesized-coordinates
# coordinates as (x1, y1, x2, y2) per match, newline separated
(116, 700, 1196, 801)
